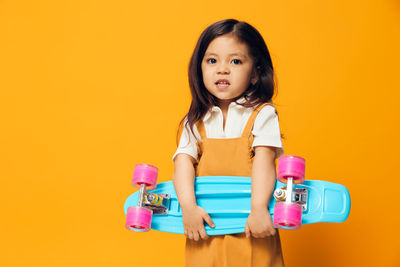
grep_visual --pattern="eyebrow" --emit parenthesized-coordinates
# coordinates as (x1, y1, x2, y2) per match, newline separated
(204, 52, 248, 58)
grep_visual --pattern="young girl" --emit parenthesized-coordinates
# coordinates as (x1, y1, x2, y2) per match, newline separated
(172, 19, 285, 267)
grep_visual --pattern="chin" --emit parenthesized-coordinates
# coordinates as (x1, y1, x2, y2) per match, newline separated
(214, 95, 233, 101)
(218, 94, 241, 100)
(208, 89, 241, 101)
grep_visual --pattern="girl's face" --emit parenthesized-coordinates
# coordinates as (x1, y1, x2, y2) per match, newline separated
(201, 34, 258, 103)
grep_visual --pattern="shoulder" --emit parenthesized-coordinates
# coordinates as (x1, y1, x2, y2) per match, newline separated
(255, 103, 278, 120)
(173, 118, 201, 161)
(178, 118, 201, 143)
(251, 103, 284, 157)
(258, 103, 276, 112)
(252, 103, 280, 131)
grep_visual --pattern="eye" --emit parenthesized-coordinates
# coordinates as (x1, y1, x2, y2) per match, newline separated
(231, 59, 242, 64)
(206, 58, 217, 64)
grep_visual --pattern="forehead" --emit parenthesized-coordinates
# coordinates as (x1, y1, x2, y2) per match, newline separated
(205, 34, 250, 57)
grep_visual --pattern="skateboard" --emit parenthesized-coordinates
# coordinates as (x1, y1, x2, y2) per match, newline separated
(123, 155, 351, 235)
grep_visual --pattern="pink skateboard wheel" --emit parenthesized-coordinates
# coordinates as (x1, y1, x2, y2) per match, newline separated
(277, 155, 305, 184)
(125, 206, 153, 232)
(132, 164, 158, 190)
(273, 202, 302, 230)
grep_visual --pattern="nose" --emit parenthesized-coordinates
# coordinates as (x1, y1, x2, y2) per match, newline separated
(216, 62, 230, 74)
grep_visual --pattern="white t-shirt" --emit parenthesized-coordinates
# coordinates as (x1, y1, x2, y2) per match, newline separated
(172, 99, 284, 161)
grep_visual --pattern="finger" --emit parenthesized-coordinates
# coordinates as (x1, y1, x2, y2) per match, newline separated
(261, 228, 275, 238)
(202, 212, 215, 228)
(193, 231, 200, 241)
(270, 227, 276, 236)
(245, 223, 250, 238)
(199, 228, 208, 240)
(264, 226, 276, 236)
(187, 231, 194, 240)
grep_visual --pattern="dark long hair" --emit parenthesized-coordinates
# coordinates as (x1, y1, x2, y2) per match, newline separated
(177, 19, 278, 144)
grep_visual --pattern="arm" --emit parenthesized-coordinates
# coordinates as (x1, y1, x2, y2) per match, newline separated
(172, 153, 197, 210)
(172, 153, 215, 241)
(245, 146, 277, 238)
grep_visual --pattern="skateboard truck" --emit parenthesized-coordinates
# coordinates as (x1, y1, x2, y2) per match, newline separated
(273, 186, 308, 211)
(273, 155, 307, 229)
(137, 183, 171, 215)
(125, 164, 172, 232)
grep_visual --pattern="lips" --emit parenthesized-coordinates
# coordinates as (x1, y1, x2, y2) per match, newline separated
(215, 79, 230, 89)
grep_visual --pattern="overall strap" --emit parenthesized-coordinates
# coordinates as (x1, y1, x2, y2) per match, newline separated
(241, 102, 273, 139)
(195, 120, 207, 141)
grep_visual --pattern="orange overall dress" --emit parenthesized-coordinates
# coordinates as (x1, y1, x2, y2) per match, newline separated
(185, 103, 285, 267)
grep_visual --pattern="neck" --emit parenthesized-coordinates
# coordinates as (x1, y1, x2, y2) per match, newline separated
(217, 99, 232, 114)
(217, 99, 232, 132)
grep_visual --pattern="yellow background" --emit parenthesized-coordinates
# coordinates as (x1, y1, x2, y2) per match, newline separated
(1, 0, 399, 266)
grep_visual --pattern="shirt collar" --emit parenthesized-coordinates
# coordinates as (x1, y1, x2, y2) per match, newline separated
(203, 96, 248, 122)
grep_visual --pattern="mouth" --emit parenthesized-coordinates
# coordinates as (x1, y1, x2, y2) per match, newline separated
(215, 79, 230, 89)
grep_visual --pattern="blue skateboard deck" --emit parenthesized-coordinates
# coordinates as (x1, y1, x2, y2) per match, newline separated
(124, 176, 351, 235)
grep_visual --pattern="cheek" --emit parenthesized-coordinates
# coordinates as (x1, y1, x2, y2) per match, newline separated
(244, 69, 254, 83)
(236, 70, 252, 85)
(202, 69, 213, 84)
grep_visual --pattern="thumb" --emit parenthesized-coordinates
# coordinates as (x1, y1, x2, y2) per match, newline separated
(245, 222, 250, 238)
(202, 212, 215, 228)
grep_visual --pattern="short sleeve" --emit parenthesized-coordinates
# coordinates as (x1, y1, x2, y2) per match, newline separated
(172, 121, 201, 161)
(251, 105, 284, 158)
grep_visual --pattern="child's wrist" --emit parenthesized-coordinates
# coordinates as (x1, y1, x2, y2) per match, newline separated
(251, 203, 269, 213)
(180, 201, 197, 211)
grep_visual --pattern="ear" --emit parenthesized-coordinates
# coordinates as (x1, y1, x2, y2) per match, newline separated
(250, 66, 260, 85)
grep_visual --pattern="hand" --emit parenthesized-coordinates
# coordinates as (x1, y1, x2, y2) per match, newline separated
(182, 205, 215, 241)
(245, 208, 276, 238)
